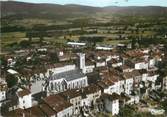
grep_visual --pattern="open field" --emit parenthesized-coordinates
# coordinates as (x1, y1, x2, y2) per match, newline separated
(1, 32, 26, 47)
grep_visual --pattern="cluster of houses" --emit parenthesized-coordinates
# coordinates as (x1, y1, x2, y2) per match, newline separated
(0, 43, 166, 117)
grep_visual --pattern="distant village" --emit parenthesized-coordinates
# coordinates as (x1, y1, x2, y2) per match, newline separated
(0, 38, 167, 117)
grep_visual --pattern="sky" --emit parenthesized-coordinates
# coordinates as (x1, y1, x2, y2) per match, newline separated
(2, 0, 167, 7)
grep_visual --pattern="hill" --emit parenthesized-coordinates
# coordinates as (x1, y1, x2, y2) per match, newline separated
(1, 1, 167, 20)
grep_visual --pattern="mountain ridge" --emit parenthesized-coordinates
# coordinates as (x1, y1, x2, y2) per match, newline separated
(1, 1, 167, 20)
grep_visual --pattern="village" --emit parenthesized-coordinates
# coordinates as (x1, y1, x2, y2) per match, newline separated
(0, 37, 167, 117)
(1, 1, 167, 117)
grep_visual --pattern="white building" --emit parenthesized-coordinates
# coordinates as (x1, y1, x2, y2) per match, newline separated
(149, 58, 156, 68)
(17, 89, 32, 109)
(60, 89, 82, 115)
(146, 71, 159, 89)
(123, 72, 134, 95)
(134, 61, 148, 70)
(96, 45, 113, 51)
(96, 59, 106, 67)
(67, 42, 86, 47)
(82, 84, 102, 107)
(0, 82, 7, 102)
(102, 93, 119, 115)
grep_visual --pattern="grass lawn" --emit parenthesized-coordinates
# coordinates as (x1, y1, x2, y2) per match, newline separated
(97, 39, 131, 45)
(1, 32, 26, 47)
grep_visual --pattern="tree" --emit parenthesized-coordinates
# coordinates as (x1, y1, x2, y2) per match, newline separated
(26, 31, 32, 42)
(6, 74, 18, 88)
(131, 38, 137, 49)
(19, 40, 31, 48)
(161, 99, 167, 112)
(118, 105, 136, 117)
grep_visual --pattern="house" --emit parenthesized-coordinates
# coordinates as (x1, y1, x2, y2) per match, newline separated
(101, 93, 120, 115)
(0, 81, 7, 110)
(119, 65, 134, 73)
(85, 59, 95, 73)
(60, 84, 101, 114)
(17, 89, 32, 109)
(127, 92, 140, 104)
(107, 58, 122, 68)
(7, 57, 16, 67)
(96, 44, 113, 51)
(99, 79, 115, 95)
(0, 82, 7, 102)
(5, 106, 45, 117)
(43, 94, 73, 117)
(98, 69, 124, 95)
(134, 59, 148, 70)
(148, 57, 156, 68)
(146, 71, 159, 89)
(131, 70, 142, 88)
(123, 72, 134, 95)
(56, 51, 77, 62)
(60, 89, 82, 115)
(37, 48, 47, 52)
(96, 59, 106, 67)
(67, 42, 86, 47)
(82, 84, 102, 107)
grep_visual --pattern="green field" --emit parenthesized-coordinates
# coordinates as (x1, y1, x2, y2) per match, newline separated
(1, 32, 26, 47)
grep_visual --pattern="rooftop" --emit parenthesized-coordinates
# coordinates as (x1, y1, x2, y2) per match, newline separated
(102, 93, 120, 101)
(39, 103, 55, 116)
(51, 69, 86, 81)
(60, 89, 82, 99)
(43, 94, 72, 113)
(17, 89, 31, 97)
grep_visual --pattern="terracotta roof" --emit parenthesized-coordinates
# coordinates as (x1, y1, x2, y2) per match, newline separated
(123, 72, 133, 79)
(123, 70, 141, 79)
(0, 82, 7, 91)
(97, 81, 109, 89)
(5, 108, 26, 117)
(43, 94, 72, 113)
(102, 79, 115, 86)
(85, 59, 95, 66)
(39, 103, 55, 116)
(60, 84, 101, 100)
(125, 50, 145, 58)
(17, 89, 31, 97)
(101, 93, 120, 101)
(26, 106, 45, 116)
(82, 84, 101, 95)
(60, 89, 82, 99)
